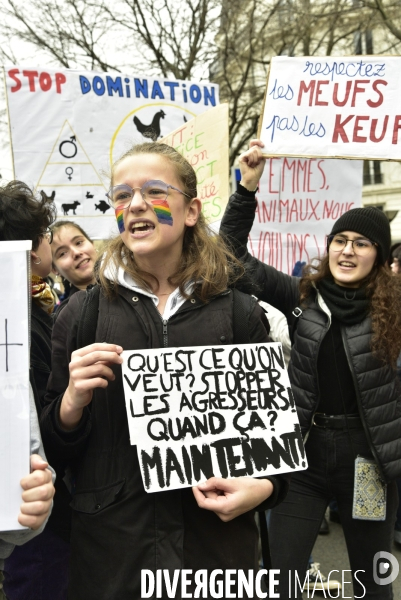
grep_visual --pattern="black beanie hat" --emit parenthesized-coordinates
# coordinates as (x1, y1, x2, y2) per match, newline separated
(329, 207, 391, 264)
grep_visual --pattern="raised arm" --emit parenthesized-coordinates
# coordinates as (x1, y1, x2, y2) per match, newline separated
(221, 140, 266, 253)
(220, 141, 300, 318)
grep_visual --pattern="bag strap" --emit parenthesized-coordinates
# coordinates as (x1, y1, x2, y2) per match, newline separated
(288, 306, 302, 345)
(231, 287, 252, 344)
(76, 285, 100, 349)
(232, 288, 272, 572)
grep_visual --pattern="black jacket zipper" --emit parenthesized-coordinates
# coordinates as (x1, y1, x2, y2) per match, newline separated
(303, 313, 331, 443)
(158, 290, 232, 348)
(162, 318, 168, 347)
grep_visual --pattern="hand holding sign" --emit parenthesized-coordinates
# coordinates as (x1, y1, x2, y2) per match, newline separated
(60, 343, 123, 430)
(193, 476, 274, 522)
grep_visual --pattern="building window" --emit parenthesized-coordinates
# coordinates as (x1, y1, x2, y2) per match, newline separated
(363, 160, 383, 185)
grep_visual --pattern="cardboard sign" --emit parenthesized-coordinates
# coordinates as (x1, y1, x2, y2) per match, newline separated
(160, 104, 229, 223)
(4, 66, 219, 239)
(121, 343, 307, 493)
(258, 56, 401, 160)
(0, 241, 31, 531)
(241, 157, 363, 274)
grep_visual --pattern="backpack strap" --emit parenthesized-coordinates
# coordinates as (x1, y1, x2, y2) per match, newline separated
(231, 288, 254, 344)
(288, 306, 302, 345)
(232, 287, 272, 573)
(76, 285, 100, 349)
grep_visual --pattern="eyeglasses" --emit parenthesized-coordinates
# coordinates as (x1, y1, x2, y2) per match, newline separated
(43, 228, 53, 244)
(328, 235, 377, 256)
(106, 180, 191, 210)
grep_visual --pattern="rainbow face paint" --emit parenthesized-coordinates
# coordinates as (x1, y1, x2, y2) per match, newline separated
(150, 198, 173, 226)
(115, 207, 125, 233)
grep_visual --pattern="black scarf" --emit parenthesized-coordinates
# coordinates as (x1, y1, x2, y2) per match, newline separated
(317, 278, 370, 325)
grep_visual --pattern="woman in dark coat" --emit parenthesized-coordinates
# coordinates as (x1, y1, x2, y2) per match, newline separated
(220, 141, 401, 600)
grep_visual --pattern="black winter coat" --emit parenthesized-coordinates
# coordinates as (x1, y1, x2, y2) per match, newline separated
(40, 285, 290, 600)
(220, 190, 401, 483)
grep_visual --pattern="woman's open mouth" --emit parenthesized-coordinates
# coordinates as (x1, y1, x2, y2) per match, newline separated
(130, 221, 155, 237)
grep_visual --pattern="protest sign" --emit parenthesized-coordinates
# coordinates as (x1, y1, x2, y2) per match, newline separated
(233, 157, 363, 275)
(258, 56, 401, 160)
(160, 103, 229, 223)
(0, 241, 31, 531)
(4, 66, 219, 239)
(121, 342, 306, 493)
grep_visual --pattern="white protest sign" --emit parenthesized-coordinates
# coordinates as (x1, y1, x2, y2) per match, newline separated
(0, 241, 31, 531)
(160, 104, 229, 223)
(258, 56, 401, 160)
(245, 157, 362, 275)
(4, 66, 219, 239)
(122, 343, 307, 493)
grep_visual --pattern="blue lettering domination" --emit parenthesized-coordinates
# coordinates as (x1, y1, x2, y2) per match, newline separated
(93, 76, 105, 96)
(151, 81, 165, 100)
(135, 79, 149, 99)
(164, 81, 179, 100)
(78, 75, 217, 105)
(79, 75, 91, 94)
(189, 84, 202, 104)
(106, 76, 123, 97)
(204, 86, 216, 106)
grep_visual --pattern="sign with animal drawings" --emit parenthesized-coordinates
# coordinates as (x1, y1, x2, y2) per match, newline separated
(0, 241, 31, 530)
(4, 66, 219, 239)
(236, 157, 362, 275)
(160, 104, 229, 222)
(121, 343, 307, 493)
(258, 56, 401, 160)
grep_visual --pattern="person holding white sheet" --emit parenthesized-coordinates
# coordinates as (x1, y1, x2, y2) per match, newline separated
(0, 181, 69, 600)
(40, 142, 291, 600)
(220, 140, 401, 599)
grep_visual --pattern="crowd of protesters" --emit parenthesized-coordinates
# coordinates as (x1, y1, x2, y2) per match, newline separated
(0, 137, 400, 600)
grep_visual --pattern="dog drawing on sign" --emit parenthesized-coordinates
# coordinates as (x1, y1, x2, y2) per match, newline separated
(61, 201, 81, 215)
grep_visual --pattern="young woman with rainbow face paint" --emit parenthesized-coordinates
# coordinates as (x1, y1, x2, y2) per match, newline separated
(41, 142, 290, 600)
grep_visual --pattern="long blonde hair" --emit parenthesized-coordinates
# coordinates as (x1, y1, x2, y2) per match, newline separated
(98, 143, 243, 302)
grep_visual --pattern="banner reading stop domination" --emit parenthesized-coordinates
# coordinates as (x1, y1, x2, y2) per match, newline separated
(5, 66, 219, 238)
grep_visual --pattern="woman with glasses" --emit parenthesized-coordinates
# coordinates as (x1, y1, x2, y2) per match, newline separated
(0, 181, 69, 600)
(40, 142, 290, 600)
(220, 141, 401, 600)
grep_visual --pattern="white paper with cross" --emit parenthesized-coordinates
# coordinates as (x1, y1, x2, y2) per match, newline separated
(0, 241, 31, 530)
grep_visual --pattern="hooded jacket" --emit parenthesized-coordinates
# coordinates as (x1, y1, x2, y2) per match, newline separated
(220, 190, 401, 483)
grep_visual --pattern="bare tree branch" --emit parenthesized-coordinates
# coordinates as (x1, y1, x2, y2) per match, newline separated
(2, 0, 401, 166)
